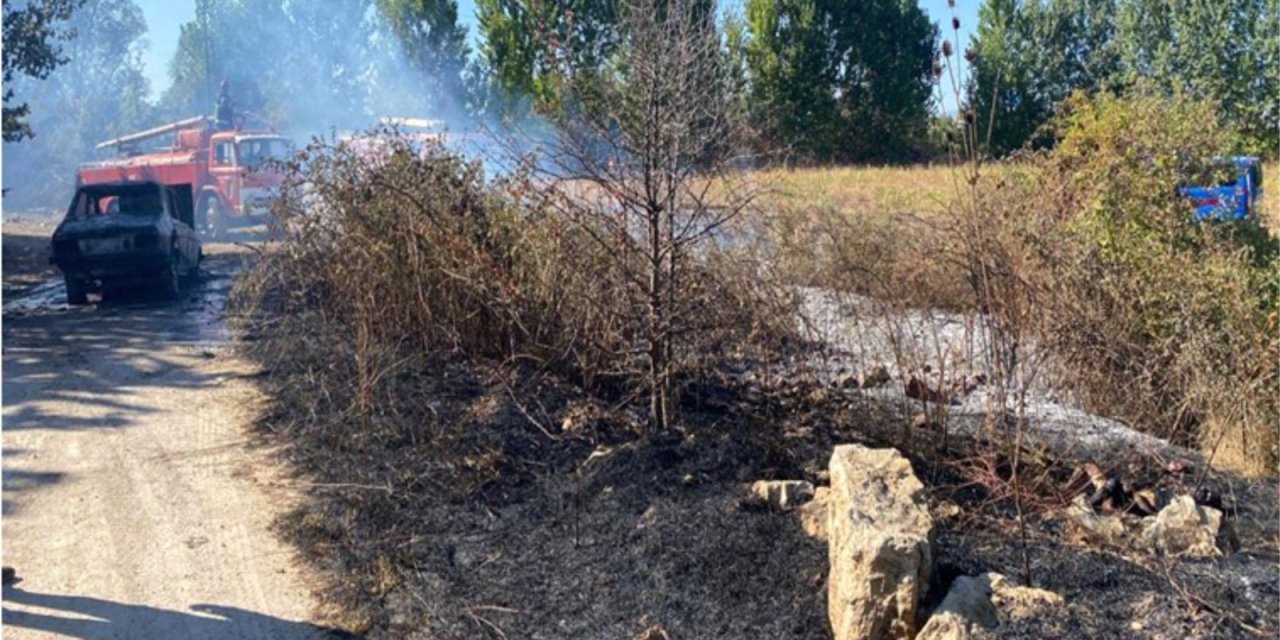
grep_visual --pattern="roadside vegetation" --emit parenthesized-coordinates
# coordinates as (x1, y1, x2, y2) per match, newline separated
(232, 48, 1277, 640)
(762, 89, 1278, 475)
(6, 0, 1271, 636)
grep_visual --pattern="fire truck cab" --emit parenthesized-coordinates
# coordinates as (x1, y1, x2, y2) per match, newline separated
(78, 116, 292, 240)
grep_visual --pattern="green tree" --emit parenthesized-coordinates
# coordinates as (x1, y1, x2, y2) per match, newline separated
(969, 0, 1119, 155)
(2, 0, 150, 207)
(1114, 0, 1279, 152)
(163, 0, 282, 120)
(163, 0, 378, 129)
(744, 0, 937, 163)
(375, 0, 470, 115)
(971, 0, 1277, 155)
(2, 0, 83, 141)
(475, 0, 620, 116)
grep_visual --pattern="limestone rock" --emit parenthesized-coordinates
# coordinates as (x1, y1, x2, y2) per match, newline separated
(750, 480, 815, 511)
(917, 572, 1062, 640)
(632, 625, 670, 640)
(827, 445, 933, 640)
(798, 486, 830, 540)
(1063, 495, 1131, 547)
(1140, 495, 1223, 558)
(916, 575, 998, 640)
(986, 572, 1063, 616)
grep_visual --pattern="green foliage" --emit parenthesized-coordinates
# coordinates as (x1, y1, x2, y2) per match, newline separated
(743, 0, 937, 163)
(2, 0, 151, 207)
(474, 0, 621, 117)
(375, 0, 470, 110)
(1024, 89, 1277, 471)
(1113, 0, 1280, 153)
(2, 0, 83, 142)
(971, 0, 1280, 156)
(163, 0, 379, 128)
(969, 0, 1120, 155)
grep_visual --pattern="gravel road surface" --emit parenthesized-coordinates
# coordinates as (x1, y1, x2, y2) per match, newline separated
(2, 245, 343, 639)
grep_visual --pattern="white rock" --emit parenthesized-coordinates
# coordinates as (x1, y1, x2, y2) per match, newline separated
(917, 572, 1062, 640)
(798, 486, 830, 540)
(1063, 496, 1131, 547)
(827, 445, 933, 640)
(750, 479, 815, 511)
(1141, 495, 1223, 558)
(986, 572, 1063, 616)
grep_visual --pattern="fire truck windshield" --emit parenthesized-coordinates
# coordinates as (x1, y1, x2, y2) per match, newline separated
(236, 137, 292, 170)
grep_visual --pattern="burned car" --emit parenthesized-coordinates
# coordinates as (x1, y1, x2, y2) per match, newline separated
(50, 181, 202, 304)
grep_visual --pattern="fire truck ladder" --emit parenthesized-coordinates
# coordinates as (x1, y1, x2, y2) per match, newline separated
(95, 116, 210, 153)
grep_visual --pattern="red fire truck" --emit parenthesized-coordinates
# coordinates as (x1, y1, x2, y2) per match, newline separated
(77, 116, 293, 240)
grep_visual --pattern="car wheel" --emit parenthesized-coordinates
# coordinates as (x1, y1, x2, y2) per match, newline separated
(159, 261, 181, 299)
(65, 277, 89, 305)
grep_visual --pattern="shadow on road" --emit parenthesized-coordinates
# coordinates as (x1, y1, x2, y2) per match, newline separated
(1, 469, 66, 516)
(2, 586, 358, 639)
(2, 249, 252, 516)
(2, 251, 248, 426)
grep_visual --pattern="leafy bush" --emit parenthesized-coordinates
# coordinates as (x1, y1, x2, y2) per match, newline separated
(975, 89, 1278, 473)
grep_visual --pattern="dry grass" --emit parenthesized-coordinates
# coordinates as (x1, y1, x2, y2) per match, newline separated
(234, 142, 1279, 637)
(756, 164, 962, 218)
(754, 116, 1278, 476)
(745, 164, 980, 311)
(761, 160, 1277, 234)
(2, 218, 60, 296)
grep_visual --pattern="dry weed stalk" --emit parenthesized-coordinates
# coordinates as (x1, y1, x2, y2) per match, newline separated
(936, 7, 1048, 585)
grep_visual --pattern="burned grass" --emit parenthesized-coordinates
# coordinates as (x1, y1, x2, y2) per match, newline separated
(244, 331, 841, 638)
(241, 326, 1278, 639)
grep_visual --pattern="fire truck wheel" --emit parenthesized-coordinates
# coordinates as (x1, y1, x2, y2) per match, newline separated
(197, 194, 227, 241)
(65, 277, 89, 305)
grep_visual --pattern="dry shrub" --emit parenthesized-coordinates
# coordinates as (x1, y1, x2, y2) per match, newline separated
(232, 131, 792, 430)
(959, 89, 1279, 474)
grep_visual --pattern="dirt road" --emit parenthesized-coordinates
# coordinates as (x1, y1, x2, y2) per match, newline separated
(2, 245, 342, 639)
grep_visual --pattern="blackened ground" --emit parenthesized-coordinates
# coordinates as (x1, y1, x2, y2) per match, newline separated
(243, 333, 1278, 639)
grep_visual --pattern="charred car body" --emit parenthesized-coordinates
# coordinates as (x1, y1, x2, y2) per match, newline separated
(50, 181, 202, 304)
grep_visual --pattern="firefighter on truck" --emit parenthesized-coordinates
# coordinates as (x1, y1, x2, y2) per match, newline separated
(215, 79, 236, 130)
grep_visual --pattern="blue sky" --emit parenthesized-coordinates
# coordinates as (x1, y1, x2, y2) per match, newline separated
(137, 0, 978, 109)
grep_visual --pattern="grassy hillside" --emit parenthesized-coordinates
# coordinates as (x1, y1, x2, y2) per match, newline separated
(763, 161, 1278, 231)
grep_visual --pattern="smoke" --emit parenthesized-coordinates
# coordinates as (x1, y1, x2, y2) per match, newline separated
(1, 0, 503, 212)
